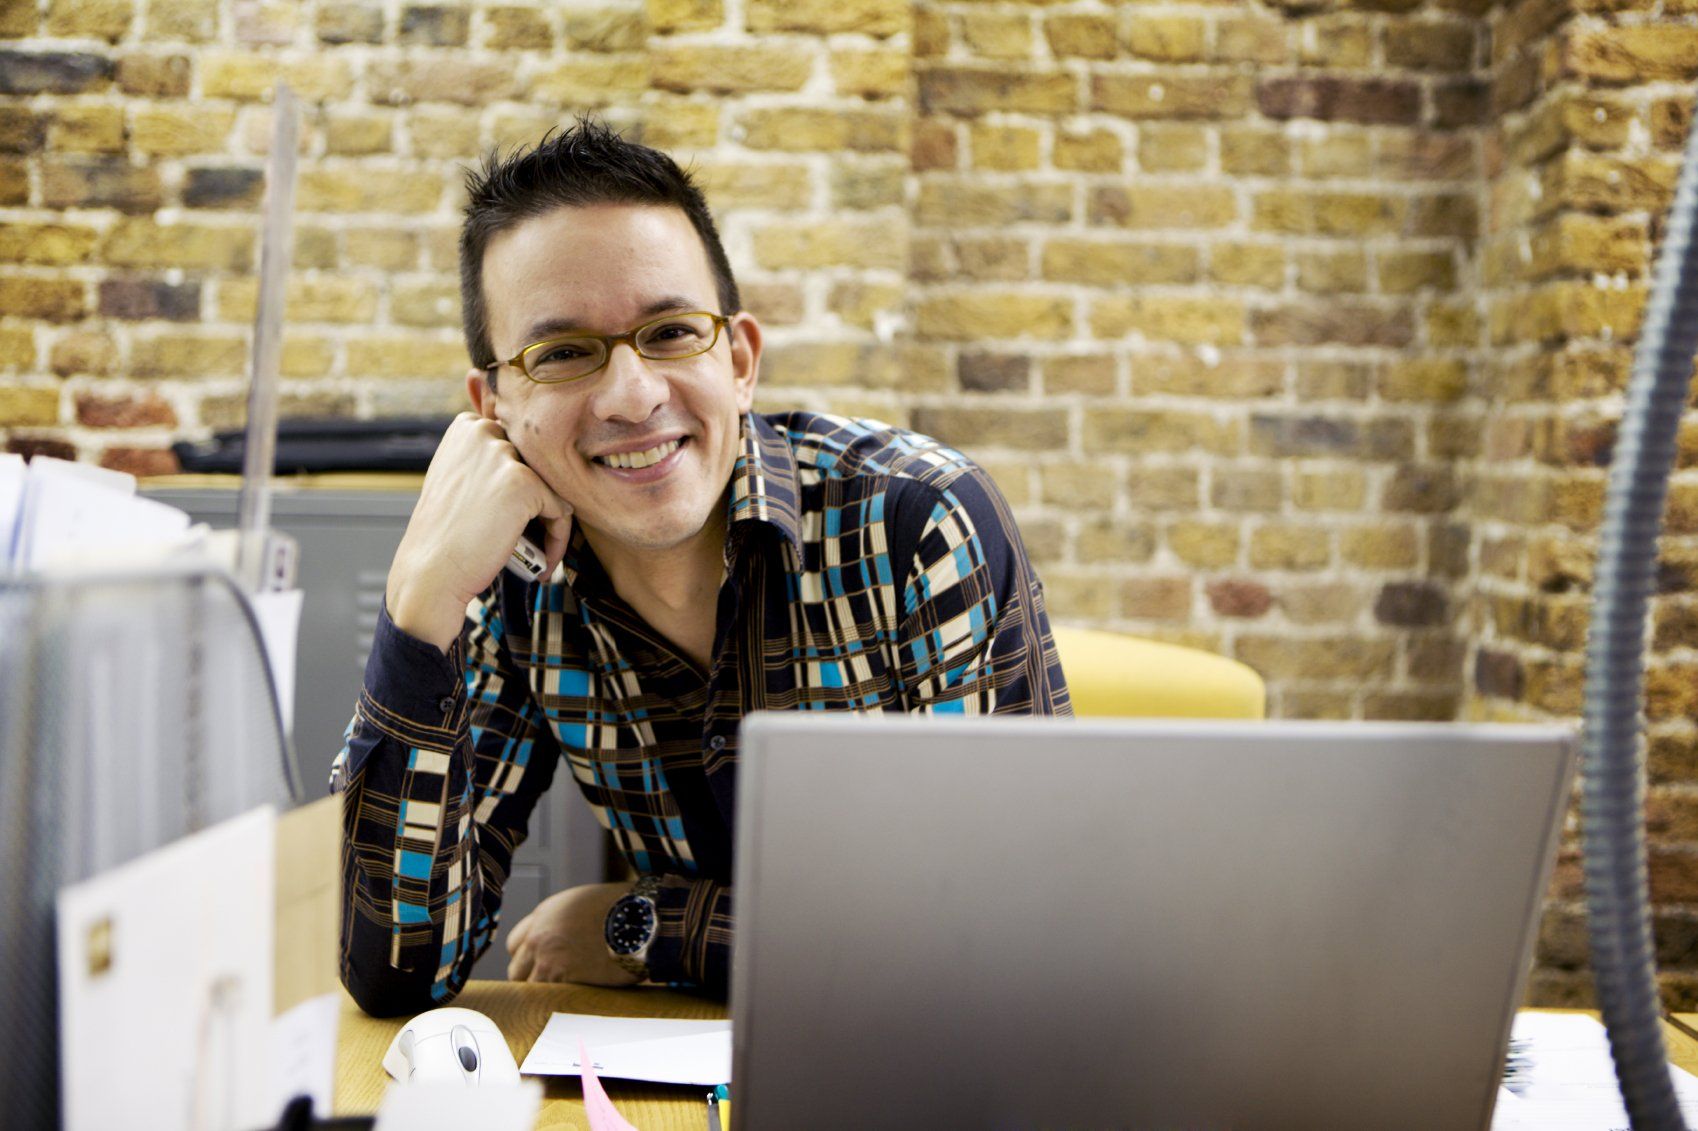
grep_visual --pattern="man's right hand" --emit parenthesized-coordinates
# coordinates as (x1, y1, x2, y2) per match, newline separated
(385, 412, 574, 652)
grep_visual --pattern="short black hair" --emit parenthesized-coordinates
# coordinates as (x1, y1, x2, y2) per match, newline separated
(458, 117, 740, 377)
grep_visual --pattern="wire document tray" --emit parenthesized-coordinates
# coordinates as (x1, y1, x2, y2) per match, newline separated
(0, 565, 299, 1129)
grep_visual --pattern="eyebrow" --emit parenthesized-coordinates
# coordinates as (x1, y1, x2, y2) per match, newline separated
(516, 296, 704, 349)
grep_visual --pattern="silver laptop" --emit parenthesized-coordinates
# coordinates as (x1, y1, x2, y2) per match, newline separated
(731, 715, 1576, 1130)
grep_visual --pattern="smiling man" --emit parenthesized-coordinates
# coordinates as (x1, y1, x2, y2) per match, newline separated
(333, 120, 1070, 1015)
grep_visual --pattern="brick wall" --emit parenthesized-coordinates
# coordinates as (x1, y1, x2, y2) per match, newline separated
(2, 0, 1697, 1003)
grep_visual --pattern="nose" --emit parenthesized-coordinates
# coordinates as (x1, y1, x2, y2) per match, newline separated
(588, 339, 670, 423)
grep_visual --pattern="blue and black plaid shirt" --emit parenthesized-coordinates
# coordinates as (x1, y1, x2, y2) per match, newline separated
(335, 411, 1071, 1014)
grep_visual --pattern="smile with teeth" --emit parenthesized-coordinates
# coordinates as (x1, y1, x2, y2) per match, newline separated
(595, 437, 684, 470)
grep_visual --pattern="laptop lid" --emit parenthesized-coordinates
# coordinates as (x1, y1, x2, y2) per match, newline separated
(731, 716, 1575, 1130)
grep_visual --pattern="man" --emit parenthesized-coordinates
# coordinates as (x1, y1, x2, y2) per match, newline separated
(334, 119, 1070, 1016)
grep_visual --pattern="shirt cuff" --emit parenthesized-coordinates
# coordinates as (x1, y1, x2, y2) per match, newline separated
(363, 597, 465, 727)
(646, 879, 691, 985)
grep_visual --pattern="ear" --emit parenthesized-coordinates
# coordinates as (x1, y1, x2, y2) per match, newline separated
(466, 367, 498, 420)
(727, 312, 763, 415)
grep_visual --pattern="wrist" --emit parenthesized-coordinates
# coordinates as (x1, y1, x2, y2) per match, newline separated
(385, 570, 467, 654)
(604, 874, 662, 979)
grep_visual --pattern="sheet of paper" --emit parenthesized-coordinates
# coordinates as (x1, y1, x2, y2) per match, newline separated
(373, 1081, 542, 1131)
(250, 587, 303, 734)
(579, 1039, 640, 1131)
(521, 1013, 733, 1086)
(0, 451, 24, 564)
(1490, 1012, 1698, 1129)
(56, 806, 276, 1131)
(270, 992, 341, 1117)
(17, 456, 192, 571)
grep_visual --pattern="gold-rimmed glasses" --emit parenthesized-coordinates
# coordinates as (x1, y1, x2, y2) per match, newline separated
(486, 311, 731, 385)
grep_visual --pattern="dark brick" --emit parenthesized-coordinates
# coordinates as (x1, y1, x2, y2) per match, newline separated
(1385, 466, 1460, 513)
(1375, 581, 1449, 626)
(1474, 649, 1523, 699)
(99, 278, 201, 321)
(6, 436, 76, 460)
(1433, 79, 1489, 128)
(1258, 77, 1420, 126)
(399, 6, 469, 46)
(1430, 522, 1471, 579)
(75, 391, 178, 428)
(958, 353, 1029, 392)
(318, 5, 384, 44)
(183, 167, 264, 209)
(41, 158, 161, 213)
(1249, 414, 1358, 457)
(0, 105, 45, 152)
(1251, 302, 1416, 348)
(0, 52, 113, 95)
(1206, 579, 1272, 618)
(99, 446, 181, 477)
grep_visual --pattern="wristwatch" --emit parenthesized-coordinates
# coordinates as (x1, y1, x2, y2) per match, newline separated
(604, 873, 661, 978)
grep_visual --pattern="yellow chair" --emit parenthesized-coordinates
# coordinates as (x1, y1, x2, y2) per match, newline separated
(1051, 625, 1267, 720)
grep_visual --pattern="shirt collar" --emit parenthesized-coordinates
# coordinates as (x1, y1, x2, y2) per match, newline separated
(557, 412, 802, 596)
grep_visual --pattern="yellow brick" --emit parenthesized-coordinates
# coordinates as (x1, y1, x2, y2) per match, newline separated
(280, 336, 335, 378)
(130, 106, 236, 156)
(1296, 249, 1368, 293)
(564, 8, 645, 52)
(1382, 358, 1468, 402)
(652, 46, 811, 94)
(828, 281, 904, 331)
(1427, 300, 1480, 347)
(832, 162, 904, 210)
(367, 58, 513, 107)
(1086, 408, 1240, 456)
(737, 107, 904, 153)
(1045, 353, 1117, 395)
(217, 277, 379, 323)
(489, 110, 560, 153)
(1168, 520, 1240, 568)
(407, 109, 481, 159)
(1302, 17, 1371, 67)
(325, 112, 393, 155)
(200, 53, 353, 102)
(482, 6, 554, 50)
(0, 277, 84, 321)
(1565, 27, 1698, 84)
(0, 224, 100, 265)
(746, 0, 904, 36)
(1250, 525, 1332, 570)
(648, 0, 721, 33)
(529, 59, 651, 107)
(392, 281, 461, 327)
(915, 292, 1072, 340)
(971, 124, 1040, 171)
(1252, 190, 1407, 237)
(1299, 133, 1373, 178)
(1133, 355, 1282, 398)
(0, 386, 61, 426)
(0, 327, 38, 372)
(952, 237, 1028, 281)
(47, 0, 131, 40)
(1220, 127, 1289, 175)
(1341, 524, 1420, 568)
(148, 0, 216, 40)
(1138, 124, 1208, 172)
(917, 179, 1069, 227)
(1045, 13, 1116, 59)
(346, 336, 471, 379)
(131, 333, 246, 377)
(920, 67, 1077, 116)
(48, 105, 125, 153)
(914, 8, 948, 57)
(962, 11, 1032, 59)
(1124, 14, 1206, 62)
(1054, 129, 1122, 172)
(102, 219, 254, 270)
(753, 220, 906, 270)
(1042, 240, 1199, 286)
(637, 101, 719, 151)
(49, 330, 117, 376)
(693, 161, 811, 210)
(296, 169, 443, 214)
(1091, 295, 1245, 345)
(832, 51, 908, 99)
(1093, 184, 1236, 229)
(1216, 16, 1288, 64)
(1379, 249, 1457, 293)
(910, 406, 1069, 452)
(1293, 470, 1367, 511)
(1210, 243, 1285, 288)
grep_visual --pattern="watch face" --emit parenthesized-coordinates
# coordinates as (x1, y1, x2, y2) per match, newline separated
(605, 895, 656, 956)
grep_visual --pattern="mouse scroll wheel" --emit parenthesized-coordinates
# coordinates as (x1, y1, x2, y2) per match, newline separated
(451, 1024, 479, 1074)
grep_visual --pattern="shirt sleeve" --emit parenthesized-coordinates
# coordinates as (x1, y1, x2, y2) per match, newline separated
(892, 466, 1073, 716)
(647, 876, 732, 993)
(333, 586, 561, 1017)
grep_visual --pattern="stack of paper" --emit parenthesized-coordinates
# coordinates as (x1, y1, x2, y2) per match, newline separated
(520, 1013, 733, 1087)
(2, 455, 198, 572)
(1492, 1012, 1698, 1128)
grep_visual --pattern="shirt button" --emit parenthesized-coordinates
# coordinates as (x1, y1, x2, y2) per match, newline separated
(438, 696, 455, 713)
(709, 735, 726, 751)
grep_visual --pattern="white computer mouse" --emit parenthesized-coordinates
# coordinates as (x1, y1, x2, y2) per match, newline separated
(381, 1006, 522, 1086)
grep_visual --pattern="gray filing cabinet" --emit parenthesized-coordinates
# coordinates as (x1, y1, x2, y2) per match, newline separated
(144, 482, 608, 980)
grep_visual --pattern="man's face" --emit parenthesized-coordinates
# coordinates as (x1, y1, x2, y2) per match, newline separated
(470, 203, 761, 558)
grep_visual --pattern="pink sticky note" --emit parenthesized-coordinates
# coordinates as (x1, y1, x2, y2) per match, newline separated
(579, 1038, 640, 1131)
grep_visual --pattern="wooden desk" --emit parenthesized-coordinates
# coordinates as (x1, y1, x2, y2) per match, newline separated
(335, 987, 1698, 1129)
(335, 981, 726, 1130)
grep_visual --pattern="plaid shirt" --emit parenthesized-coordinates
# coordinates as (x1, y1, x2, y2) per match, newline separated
(334, 411, 1071, 1014)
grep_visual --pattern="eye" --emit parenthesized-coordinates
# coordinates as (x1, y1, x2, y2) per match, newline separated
(535, 342, 594, 364)
(650, 321, 705, 341)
